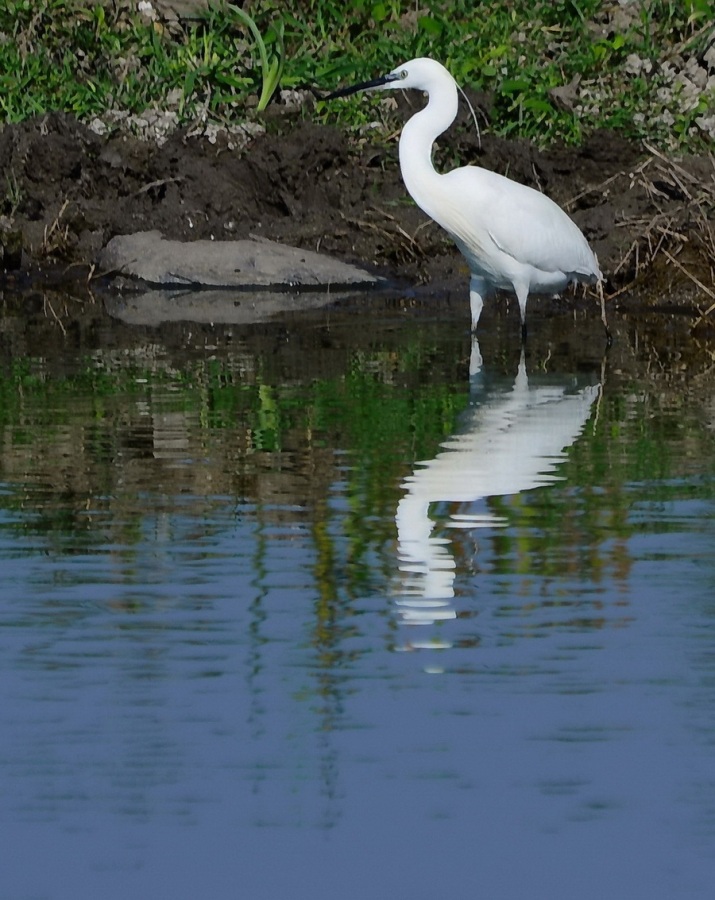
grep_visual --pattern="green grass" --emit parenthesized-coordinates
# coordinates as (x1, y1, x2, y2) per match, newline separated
(0, 0, 713, 147)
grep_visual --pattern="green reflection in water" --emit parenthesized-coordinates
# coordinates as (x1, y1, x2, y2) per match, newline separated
(0, 314, 467, 604)
(0, 297, 713, 609)
(1, 296, 714, 846)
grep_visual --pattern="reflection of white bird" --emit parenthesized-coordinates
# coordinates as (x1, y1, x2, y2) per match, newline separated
(328, 57, 602, 338)
(395, 353, 599, 603)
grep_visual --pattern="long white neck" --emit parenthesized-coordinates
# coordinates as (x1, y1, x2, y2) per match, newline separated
(398, 77, 459, 221)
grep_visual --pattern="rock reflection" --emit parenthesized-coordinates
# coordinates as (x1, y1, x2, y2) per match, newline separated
(394, 343, 600, 616)
(104, 288, 363, 327)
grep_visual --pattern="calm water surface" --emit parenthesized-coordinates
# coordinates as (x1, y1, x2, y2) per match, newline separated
(1, 291, 714, 899)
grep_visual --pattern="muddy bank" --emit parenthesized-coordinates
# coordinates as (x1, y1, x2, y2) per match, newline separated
(0, 110, 714, 321)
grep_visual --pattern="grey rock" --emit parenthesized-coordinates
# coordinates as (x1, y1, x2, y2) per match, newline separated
(98, 231, 382, 289)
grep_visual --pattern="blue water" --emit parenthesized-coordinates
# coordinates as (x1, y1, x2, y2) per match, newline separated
(1, 300, 714, 898)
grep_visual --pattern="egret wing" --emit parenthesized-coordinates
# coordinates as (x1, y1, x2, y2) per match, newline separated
(442, 167, 598, 278)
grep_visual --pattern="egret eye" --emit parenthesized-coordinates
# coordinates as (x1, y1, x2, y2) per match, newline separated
(400, 69, 408, 80)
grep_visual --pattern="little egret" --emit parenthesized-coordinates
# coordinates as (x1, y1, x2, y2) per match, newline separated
(327, 57, 604, 338)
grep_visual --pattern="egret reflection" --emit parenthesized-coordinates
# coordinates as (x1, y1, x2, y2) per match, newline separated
(394, 346, 600, 617)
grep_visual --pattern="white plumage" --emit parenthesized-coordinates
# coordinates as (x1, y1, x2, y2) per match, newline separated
(330, 57, 602, 335)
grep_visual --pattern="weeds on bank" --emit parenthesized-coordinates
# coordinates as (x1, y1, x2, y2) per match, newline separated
(41, 197, 71, 258)
(295, 0, 715, 147)
(0, 0, 714, 148)
(0, 1, 277, 122)
(602, 146, 715, 319)
(226, 4, 284, 112)
(2, 172, 22, 218)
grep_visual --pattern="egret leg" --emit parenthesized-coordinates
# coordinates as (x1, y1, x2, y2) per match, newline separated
(597, 280, 612, 346)
(515, 282, 529, 342)
(515, 348, 528, 387)
(469, 337, 483, 376)
(469, 274, 487, 332)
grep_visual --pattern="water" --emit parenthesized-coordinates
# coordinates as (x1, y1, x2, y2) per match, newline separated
(1, 291, 714, 899)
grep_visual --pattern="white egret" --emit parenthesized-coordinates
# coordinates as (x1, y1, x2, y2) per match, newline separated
(328, 57, 604, 338)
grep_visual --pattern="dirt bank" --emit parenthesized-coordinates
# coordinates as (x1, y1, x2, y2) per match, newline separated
(1, 110, 714, 321)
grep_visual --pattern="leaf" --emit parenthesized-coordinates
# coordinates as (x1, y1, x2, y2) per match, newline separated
(523, 97, 553, 114)
(417, 16, 443, 36)
(501, 78, 530, 93)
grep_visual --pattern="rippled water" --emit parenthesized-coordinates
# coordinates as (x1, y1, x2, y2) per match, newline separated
(1, 291, 714, 899)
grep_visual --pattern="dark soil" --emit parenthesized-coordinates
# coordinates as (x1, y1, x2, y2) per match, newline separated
(1, 110, 714, 319)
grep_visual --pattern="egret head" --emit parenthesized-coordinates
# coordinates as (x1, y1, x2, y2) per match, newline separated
(326, 57, 454, 99)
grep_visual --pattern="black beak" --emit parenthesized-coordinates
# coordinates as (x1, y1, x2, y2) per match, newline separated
(324, 72, 400, 100)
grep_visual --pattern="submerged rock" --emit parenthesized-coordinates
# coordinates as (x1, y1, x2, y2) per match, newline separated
(98, 231, 383, 289)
